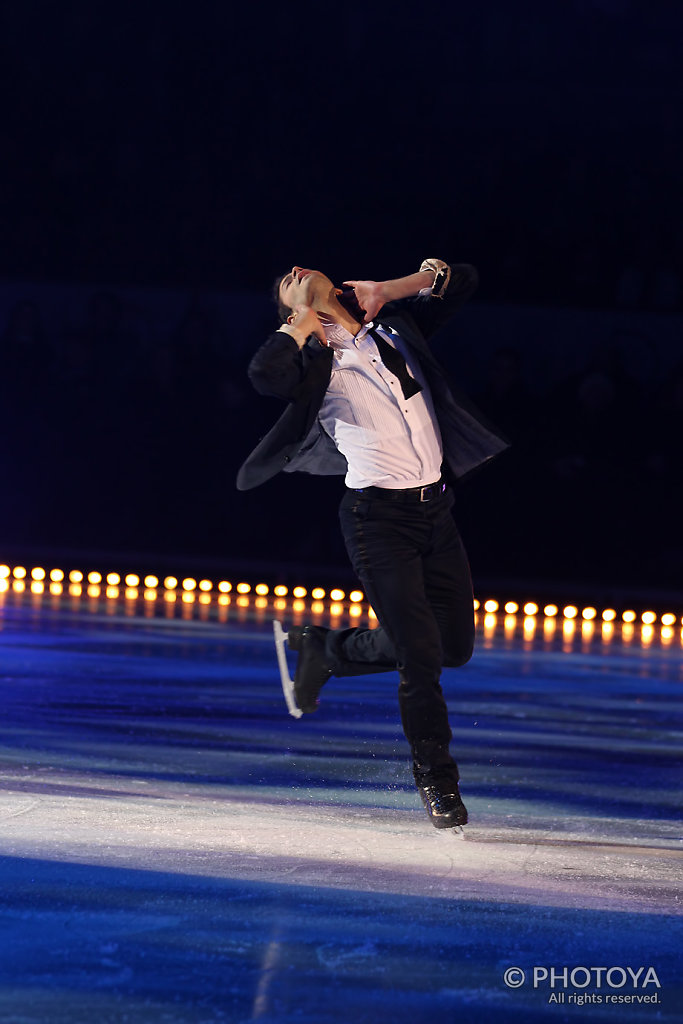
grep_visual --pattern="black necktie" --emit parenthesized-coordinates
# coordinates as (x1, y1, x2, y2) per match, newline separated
(368, 328, 423, 400)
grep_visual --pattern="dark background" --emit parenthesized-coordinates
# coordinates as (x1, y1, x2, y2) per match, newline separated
(1, 1, 681, 596)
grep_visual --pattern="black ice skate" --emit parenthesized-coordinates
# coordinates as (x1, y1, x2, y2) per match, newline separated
(413, 760, 468, 833)
(273, 621, 332, 717)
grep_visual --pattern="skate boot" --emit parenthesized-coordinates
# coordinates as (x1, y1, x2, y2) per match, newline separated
(412, 741, 468, 830)
(288, 625, 333, 713)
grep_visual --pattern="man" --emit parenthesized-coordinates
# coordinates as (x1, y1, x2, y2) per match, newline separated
(237, 259, 508, 829)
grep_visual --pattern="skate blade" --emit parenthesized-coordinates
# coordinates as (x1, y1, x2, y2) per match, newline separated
(451, 825, 466, 838)
(273, 620, 303, 719)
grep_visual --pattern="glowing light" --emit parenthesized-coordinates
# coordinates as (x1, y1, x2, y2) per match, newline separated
(50, 569, 65, 582)
(31, 567, 46, 581)
(218, 594, 230, 606)
(582, 607, 597, 620)
(144, 575, 159, 588)
(543, 617, 556, 638)
(641, 611, 656, 625)
(274, 597, 286, 611)
(274, 585, 288, 597)
(125, 588, 138, 600)
(69, 570, 83, 583)
(311, 600, 325, 614)
(523, 602, 538, 616)
(255, 596, 267, 609)
(330, 589, 345, 601)
(483, 613, 497, 632)
(622, 609, 636, 622)
(504, 614, 517, 633)
(49, 583, 62, 596)
(164, 576, 178, 590)
(473, 598, 480, 611)
(544, 604, 558, 617)
(330, 602, 343, 617)
(661, 626, 674, 643)
(106, 573, 121, 586)
(255, 583, 269, 596)
(602, 608, 617, 621)
(88, 571, 102, 584)
(218, 581, 232, 593)
(68, 583, 81, 596)
(563, 606, 578, 619)
(106, 586, 119, 599)
(31, 581, 44, 595)
(182, 592, 195, 603)
(182, 578, 197, 592)
(484, 599, 499, 613)
(641, 624, 654, 645)
(13, 566, 27, 579)
(125, 574, 140, 588)
(310, 587, 324, 600)
(164, 591, 176, 603)
(143, 589, 156, 602)
(0, 565, 9, 579)
(87, 585, 100, 598)
(349, 604, 362, 617)
(199, 579, 213, 592)
(236, 582, 251, 594)
(504, 601, 519, 614)
(293, 586, 307, 598)
(293, 598, 306, 612)
(0, 579, 8, 593)
(349, 590, 364, 603)
(523, 616, 536, 635)
(661, 613, 676, 626)
(368, 606, 377, 620)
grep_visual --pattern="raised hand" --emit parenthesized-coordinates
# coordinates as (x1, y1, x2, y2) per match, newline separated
(342, 280, 386, 322)
(286, 304, 328, 346)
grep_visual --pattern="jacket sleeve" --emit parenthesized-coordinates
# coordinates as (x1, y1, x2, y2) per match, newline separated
(248, 331, 307, 401)
(385, 263, 478, 341)
(248, 330, 332, 403)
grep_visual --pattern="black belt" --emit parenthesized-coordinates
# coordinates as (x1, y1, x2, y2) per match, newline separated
(351, 480, 447, 503)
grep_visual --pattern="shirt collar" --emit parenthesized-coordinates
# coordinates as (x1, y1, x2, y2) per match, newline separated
(324, 320, 375, 348)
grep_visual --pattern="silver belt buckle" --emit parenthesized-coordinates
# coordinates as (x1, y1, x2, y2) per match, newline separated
(419, 485, 431, 502)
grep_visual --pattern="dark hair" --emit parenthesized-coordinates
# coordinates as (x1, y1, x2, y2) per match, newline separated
(272, 273, 291, 324)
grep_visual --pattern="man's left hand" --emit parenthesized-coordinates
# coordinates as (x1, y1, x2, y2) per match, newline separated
(342, 280, 386, 322)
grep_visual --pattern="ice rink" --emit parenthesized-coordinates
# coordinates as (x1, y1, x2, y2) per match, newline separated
(0, 581, 681, 1023)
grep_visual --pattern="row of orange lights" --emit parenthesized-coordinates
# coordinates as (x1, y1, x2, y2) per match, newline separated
(0, 565, 364, 603)
(472, 598, 680, 627)
(0, 565, 680, 627)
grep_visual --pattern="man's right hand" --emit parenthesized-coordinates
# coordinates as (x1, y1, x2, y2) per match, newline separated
(279, 304, 328, 348)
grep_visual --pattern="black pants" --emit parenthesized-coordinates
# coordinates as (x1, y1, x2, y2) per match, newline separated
(326, 486, 475, 749)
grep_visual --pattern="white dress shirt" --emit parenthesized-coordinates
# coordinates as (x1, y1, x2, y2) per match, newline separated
(318, 321, 443, 489)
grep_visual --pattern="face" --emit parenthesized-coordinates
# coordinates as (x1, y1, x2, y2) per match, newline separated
(278, 266, 338, 315)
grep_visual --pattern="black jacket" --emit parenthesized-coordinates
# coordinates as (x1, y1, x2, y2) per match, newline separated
(236, 264, 509, 491)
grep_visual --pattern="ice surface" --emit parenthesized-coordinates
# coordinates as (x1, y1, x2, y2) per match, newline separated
(0, 589, 681, 1023)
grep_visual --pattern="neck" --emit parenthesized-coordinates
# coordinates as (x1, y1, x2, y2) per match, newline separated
(316, 295, 362, 336)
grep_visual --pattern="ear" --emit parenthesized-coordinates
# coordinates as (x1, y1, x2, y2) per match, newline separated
(286, 314, 295, 324)
(333, 287, 343, 296)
